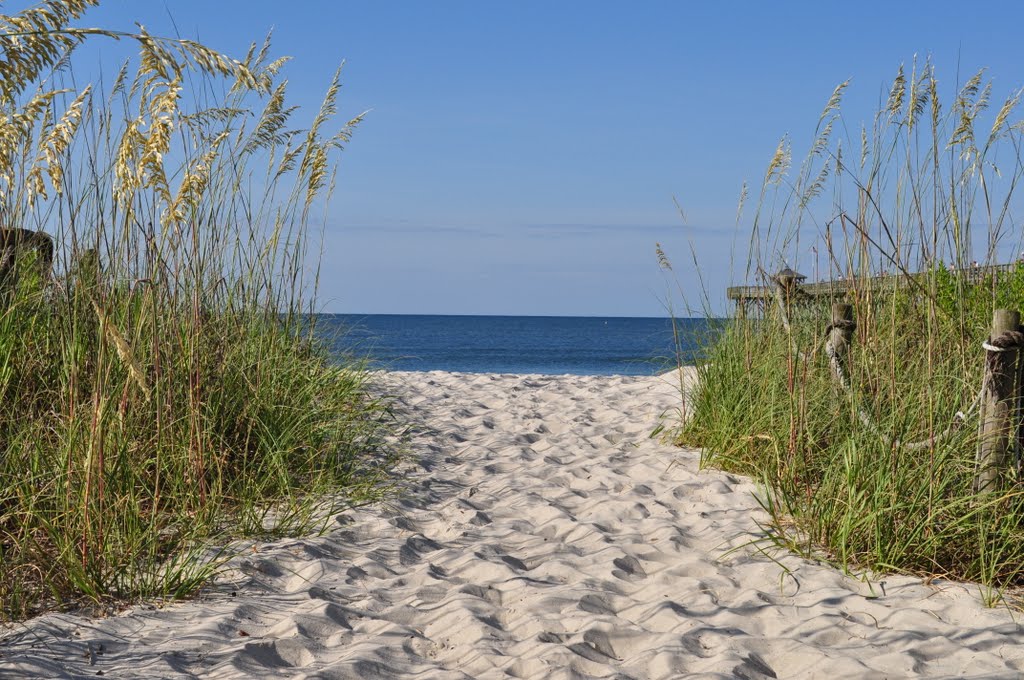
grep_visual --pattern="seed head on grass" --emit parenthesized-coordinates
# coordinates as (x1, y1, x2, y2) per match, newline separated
(684, 60, 1024, 600)
(0, 1, 393, 620)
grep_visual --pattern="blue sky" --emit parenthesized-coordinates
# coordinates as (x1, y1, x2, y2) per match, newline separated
(56, 1, 1024, 315)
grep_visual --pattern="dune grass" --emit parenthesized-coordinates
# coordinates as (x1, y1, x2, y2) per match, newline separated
(0, 1, 394, 619)
(681, 61, 1024, 603)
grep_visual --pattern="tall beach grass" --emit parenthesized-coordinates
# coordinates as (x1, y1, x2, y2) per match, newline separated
(682, 61, 1024, 603)
(0, 1, 392, 619)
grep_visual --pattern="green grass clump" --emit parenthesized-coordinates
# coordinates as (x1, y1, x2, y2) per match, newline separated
(682, 60, 1024, 602)
(0, 2, 391, 619)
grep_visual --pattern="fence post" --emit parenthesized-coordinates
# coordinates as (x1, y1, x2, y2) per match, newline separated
(829, 303, 854, 359)
(975, 308, 1022, 493)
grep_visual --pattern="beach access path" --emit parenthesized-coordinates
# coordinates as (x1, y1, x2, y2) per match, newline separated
(2, 370, 1023, 678)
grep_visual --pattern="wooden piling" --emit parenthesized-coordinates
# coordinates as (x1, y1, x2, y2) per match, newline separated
(975, 308, 1021, 493)
(1017, 329, 1024, 478)
(829, 303, 854, 357)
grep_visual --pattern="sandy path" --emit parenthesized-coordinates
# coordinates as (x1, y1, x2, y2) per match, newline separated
(2, 370, 1023, 679)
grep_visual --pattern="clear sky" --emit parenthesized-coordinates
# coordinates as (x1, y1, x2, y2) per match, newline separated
(46, 1, 1024, 315)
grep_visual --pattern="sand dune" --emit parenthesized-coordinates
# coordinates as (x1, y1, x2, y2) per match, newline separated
(2, 369, 1023, 678)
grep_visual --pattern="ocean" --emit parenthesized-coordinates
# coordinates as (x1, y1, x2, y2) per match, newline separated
(317, 314, 719, 376)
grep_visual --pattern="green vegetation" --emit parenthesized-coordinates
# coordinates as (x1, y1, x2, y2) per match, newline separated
(682, 61, 1024, 603)
(0, 1, 393, 619)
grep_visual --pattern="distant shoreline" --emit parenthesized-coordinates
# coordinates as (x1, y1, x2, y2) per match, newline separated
(319, 314, 716, 376)
(323, 312, 713, 320)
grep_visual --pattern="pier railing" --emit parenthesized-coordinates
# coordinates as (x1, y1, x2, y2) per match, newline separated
(727, 262, 1021, 304)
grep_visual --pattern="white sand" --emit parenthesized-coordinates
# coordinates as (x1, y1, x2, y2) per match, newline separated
(2, 369, 1023, 678)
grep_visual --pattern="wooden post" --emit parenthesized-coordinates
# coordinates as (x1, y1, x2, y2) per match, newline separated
(1017, 330, 1024, 478)
(829, 303, 854, 357)
(975, 309, 1021, 493)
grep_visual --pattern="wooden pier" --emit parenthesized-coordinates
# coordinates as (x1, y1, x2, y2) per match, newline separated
(727, 262, 1021, 305)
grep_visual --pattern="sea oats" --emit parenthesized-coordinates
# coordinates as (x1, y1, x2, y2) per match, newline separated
(243, 81, 295, 155)
(700, 61, 1024, 601)
(0, 1, 378, 619)
(887, 64, 906, 117)
(764, 136, 791, 187)
(800, 162, 830, 208)
(735, 181, 748, 226)
(820, 79, 849, 122)
(928, 70, 941, 135)
(275, 142, 302, 181)
(907, 62, 930, 130)
(36, 84, 90, 194)
(986, 89, 1022, 150)
(168, 130, 229, 225)
(91, 298, 150, 400)
(0, 0, 97, 101)
(859, 123, 869, 171)
(655, 242, 672, 271)
(811, 118, 834, 157)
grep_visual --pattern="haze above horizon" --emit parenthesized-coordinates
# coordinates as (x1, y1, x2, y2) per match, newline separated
(57, 1, 1024, 315)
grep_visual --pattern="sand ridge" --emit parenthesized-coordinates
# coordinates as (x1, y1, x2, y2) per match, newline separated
(2, 369, 1023, 678)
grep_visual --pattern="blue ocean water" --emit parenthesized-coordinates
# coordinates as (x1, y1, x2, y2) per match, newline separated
(317, 314, 719, 376)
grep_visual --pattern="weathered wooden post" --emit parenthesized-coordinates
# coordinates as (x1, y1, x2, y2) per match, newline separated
(829, 303, 854, 356)
(1017, 326, 1024, 478)
(825, 303, 856, 391)
(772, 267, 807, 333)
(975, 308, 1022, 493)
(775, 267, 807, 308)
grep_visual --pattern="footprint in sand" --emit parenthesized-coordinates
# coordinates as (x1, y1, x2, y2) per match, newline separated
(7, 369, 1024, 679)
(578, 593, 617, 616)
(237, 638, 316, 670)
(612, 555, 647, 580)
(399, 535, 443, 566)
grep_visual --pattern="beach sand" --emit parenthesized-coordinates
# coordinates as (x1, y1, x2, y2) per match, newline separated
(2, 369, 1023, 678)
